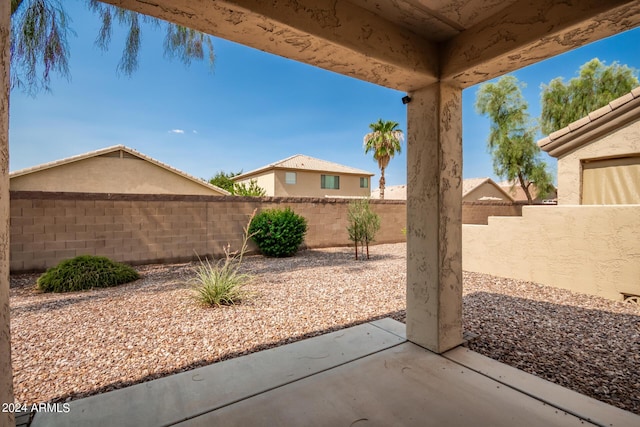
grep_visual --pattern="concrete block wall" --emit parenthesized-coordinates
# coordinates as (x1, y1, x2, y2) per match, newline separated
(461, 201, 523, 225)
(10, 192, 406, 272)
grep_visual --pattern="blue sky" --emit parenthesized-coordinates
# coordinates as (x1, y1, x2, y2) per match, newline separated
(9, 2, 640, 188)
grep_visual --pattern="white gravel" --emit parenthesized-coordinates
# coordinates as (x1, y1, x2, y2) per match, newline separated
(9, 243, 640, 415)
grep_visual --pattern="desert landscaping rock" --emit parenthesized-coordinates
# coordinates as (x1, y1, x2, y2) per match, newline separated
(9, 243, 640, 415)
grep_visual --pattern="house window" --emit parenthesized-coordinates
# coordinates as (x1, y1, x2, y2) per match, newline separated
(360, 177, 369, 188)
(321, 175, 340, 189)
(285, 172, 297, 185)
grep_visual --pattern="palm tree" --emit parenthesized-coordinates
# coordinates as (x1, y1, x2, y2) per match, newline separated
(10, 0, 215, 95)
(363, 119, 404, 199)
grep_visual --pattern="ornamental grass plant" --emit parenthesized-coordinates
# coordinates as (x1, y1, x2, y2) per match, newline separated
(191, 210, 256, 307)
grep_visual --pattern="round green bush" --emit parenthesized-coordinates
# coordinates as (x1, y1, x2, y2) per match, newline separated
(37, 255, 140, 293)
(248, 207, 308, 257)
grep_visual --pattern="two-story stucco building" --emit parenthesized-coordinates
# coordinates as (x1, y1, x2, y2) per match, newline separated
(233, 154, 374, 198)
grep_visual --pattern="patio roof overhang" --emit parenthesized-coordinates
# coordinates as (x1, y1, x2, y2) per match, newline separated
(97, 0, 640, 90)
(2, 1, 640, 425)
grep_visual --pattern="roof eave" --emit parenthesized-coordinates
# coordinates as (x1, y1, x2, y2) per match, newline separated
(539, 90, 640, 158)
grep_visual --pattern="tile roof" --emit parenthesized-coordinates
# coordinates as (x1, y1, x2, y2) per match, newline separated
(372, 178, 514, 201)
(234, 154, 374, 180)
(497, 180, 557, 203)
(538, 86, 640, 157)
(10, 145, 231, 195)
(371, 185, 406, 200)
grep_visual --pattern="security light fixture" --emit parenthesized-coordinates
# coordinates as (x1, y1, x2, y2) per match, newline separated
(402, 95, 412, 104)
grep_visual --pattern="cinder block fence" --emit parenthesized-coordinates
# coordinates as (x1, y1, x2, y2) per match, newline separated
(10, 192, 407, 272)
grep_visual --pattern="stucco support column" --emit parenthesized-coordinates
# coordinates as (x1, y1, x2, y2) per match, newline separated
(406, 82, 463, 353)
(0, 1, 13, 426)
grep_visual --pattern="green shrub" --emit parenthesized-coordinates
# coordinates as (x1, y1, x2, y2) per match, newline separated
(248, 207, 308, 257)
(37, 255, 140, 293)
(191, 211, 255, 307)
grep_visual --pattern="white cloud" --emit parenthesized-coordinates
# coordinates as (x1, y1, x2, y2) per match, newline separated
(169, 129, 185, 134)
(192, 130, 198, 134)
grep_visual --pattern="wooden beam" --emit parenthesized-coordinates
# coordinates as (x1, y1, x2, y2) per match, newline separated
(102, 0, 438, 91)
(441, 0, 640, 87)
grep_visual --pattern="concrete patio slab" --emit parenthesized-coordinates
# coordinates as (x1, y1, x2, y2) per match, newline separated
(177, 342, 624, 427)
(443, 347, 638, 427)
(32, 321, 405, 427)
(31, 318, 640, 427)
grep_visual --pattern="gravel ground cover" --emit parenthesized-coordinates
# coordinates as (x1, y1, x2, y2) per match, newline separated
(9, 243, 640, 415)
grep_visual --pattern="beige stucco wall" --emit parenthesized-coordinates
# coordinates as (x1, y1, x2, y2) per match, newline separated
(558, 118, 640, 204)
(462, 205, 640, 301)
(463, 182, 509, 202)
(237, 169, 371, 198)
(274, 169, 370, 198)
(236, 172, 275, 196)
(11, 156, 225, 196)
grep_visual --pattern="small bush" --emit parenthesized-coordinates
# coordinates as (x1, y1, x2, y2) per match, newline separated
(347, 198, 380, 260)
(191, 210, 256, 307)
(249, 207, 308, 257)
(37, 255, 140, 293)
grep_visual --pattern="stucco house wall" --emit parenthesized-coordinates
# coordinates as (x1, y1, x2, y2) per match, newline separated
(234, 154, 373, 198)
(557, 119, 640, 204)
(539, 87, 640, 205)
(10, 146, 228, 196)
(463, 182, 510, 202)
(463, 205, 640, 301)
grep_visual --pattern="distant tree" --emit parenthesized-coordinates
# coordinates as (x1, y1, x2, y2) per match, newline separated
(209, 170, 240, 193)
(540, 58, 639, 135)
(208, 171, 266, 196)
(363, 119, 404, 200)
(10, 0, 215, 95)
(475, 75, 554, 205)
(233, 180, 267, 197)
(346, 198, 380, 260)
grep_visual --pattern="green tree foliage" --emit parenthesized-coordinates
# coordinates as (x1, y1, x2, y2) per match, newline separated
(541, 58, 639, 135)
(233, 180, 267, 197)
(11, 0, 215, 95)
(363, 119, 404, 200)
(475, 75, 554, 204)
(347, 198, 380, 260)
(208, 171, 266, 196)
(209, 170, 241, 193)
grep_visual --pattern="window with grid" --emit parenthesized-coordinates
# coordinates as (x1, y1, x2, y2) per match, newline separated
(360, 177, 369, 188)
(285, 172, 297, 185)
(321, 175, 340, 189)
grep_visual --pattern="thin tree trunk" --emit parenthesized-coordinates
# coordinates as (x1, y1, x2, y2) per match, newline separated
(518, 173, 533, 205)
(379, 167, 386, 199)
(354, 240, 358, 260)
(366, 240, 370, 259)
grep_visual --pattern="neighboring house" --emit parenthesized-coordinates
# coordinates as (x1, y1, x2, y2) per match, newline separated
(232, 154, 374, 198)
(373, 178, 514, 202)
(10, 145, 229, 196)
(371, 185, 406, 200)
(497, 180, 557, 204)
(538, 86, 640, 205)
(463, 178, 515, 202)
